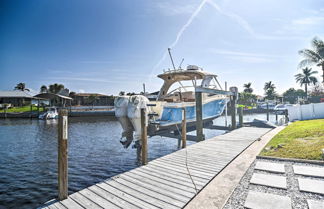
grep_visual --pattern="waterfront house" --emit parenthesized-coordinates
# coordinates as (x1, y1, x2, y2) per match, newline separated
(70, 93, 114, 106)
(35, 93, 72, 107)
(0, 90, 35, 107)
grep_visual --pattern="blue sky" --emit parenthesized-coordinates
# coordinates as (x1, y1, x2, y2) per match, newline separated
(1, 0, 324, 96)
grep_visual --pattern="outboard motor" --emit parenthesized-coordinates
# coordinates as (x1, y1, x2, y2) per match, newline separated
(114, 96, 134, 148)
(127, 95, 149, 148)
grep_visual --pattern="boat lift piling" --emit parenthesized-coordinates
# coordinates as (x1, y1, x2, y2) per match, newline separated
(140, 108, 148, 165)
(58, 109, 68, 200)
(195, 86, 239, 133)
(181, 107, 187, 148)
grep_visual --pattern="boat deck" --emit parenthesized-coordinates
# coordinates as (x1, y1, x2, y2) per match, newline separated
(42, 127, 272, 209)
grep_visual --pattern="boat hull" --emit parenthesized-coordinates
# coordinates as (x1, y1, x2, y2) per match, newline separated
(148, 98, 227, 135)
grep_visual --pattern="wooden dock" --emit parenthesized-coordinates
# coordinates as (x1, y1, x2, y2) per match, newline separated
(42, 126, 272, 209)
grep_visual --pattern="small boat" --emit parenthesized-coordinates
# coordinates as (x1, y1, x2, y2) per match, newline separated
(115, 65, 229, 148)
(39, 107, 59, 119)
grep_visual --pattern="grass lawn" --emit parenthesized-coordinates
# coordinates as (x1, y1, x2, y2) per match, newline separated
(0, 106, 45, 113)
(260, 119, 324, 160)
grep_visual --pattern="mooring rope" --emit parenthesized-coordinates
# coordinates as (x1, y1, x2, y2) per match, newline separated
(175, 123, 198, 194)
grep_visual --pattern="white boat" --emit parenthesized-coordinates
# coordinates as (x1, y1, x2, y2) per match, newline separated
(39, 107, 59, 119)
(114, 65, 229, 148)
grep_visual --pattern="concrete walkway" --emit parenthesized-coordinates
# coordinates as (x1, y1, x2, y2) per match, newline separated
(184, 126, 286, 209)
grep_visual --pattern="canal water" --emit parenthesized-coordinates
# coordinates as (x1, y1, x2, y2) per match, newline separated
(0, 113, 283, 209)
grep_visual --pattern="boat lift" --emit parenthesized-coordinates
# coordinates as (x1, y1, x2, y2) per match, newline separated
(149, 85, 240, 143)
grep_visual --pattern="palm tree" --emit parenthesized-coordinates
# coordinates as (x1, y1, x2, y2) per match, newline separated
(264, 81, 276, 100)
(295, 67, 318, 97)
(48, 83, 65, 94)
(299, 37, 324, 83)
(264, 81, 275, 91)
(243, 82, 253, 93)
(40, 85, 48, 93)
(14, 83, 30, 91)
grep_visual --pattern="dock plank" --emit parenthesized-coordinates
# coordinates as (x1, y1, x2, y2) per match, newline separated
(42, 127, 271, 209)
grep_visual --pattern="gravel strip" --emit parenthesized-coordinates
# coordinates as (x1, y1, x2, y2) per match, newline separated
(223, 159, 324, 209)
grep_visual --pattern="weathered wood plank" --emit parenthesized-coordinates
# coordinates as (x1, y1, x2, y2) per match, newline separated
(88, 185, 139, 209)
(96, 182, 159, 209)
(123, 172, 195, 198)
(112, 177, 186, 207)
(43, 127, 272, 209)
(78, 188, 120, 209)
(148, 161, 213, 179)
(105, 179, 180, 209)
(59, 198, 83, 209)
(129, 169, 197, 193)
(69, 192, 102, 209)
(139, 166, 205, 188)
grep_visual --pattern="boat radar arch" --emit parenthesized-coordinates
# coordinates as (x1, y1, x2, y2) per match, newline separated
(156, 65, 218, 101)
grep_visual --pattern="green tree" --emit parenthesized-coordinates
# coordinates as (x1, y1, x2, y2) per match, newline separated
(87, 94, 99, 106)
(243, 82, 253, 93)
(295, 67, 318, 97)
(40, 85, 48, 93)
(299, 37, 324, 83)
(48, 83, 65, 94)
(238, 92, 257, 106)
(14, 83, 30, 91)
(264, 81, 276, 100)
(283, 88, 306, 104)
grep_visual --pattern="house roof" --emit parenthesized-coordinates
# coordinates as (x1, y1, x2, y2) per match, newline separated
(0, 90, 34, 98)
(73, 93, 108, 97)
(35, 93, 72, 100)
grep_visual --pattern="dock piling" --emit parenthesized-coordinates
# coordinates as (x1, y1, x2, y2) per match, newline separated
(238, 107, 243, 127)
(58, 109, 68, 200)
(181, 108, 187, 148)
(30, 104, 33, 119)
(140, 108, 148, 165)
(229, 87, 238, 130)
(195, 91, 204, 141)
(266, 102, 269, 121)
(285, 110, 289, 124)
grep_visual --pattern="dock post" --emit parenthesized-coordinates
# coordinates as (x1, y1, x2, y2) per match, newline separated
(181, 108, 187, 148)
(30, 104, 33, 118)
(284, 110, 289, 124)
(140, 108, 148, 165)
(195, 91, 204, 141)
(238, 107, 243, 127)
(229, 87, 238, 130)
(4, 105, 7, 118)
(58, 109, 68, 200)
(266, 102, 269, 121)
(37, 99, 40, 117)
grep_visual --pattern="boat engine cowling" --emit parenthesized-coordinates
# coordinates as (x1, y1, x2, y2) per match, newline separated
(127, 95, 149, 146)
(114, 95, 150, 148)
(114, 96, 134, 148)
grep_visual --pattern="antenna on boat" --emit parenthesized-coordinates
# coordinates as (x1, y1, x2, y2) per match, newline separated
(178, 58, 184, 69)
(168, 48, 176, 70)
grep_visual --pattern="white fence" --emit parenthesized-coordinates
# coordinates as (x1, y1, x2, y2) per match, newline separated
(287, 103, 324, 121)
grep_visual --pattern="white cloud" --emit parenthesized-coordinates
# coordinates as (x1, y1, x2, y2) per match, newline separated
(292, 16, 324, 25)
(210, 49, 279, 63)
(206, 0, 303, 40)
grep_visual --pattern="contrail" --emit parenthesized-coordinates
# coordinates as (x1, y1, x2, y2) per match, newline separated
(207, 0, 302, 40)
(149, 0, 209, 82)
(148, 0, 300, 85)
